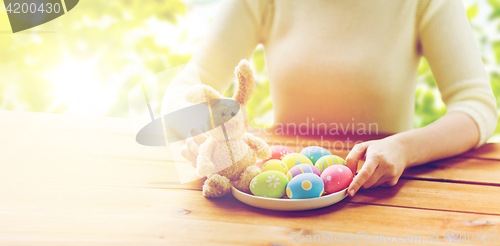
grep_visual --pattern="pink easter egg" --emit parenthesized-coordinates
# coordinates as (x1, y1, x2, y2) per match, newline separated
(264, 145, 294, 163)
(321, 165, 353, 194)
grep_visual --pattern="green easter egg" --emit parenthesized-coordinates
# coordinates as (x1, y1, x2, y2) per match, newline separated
(249, 171, 289, 198)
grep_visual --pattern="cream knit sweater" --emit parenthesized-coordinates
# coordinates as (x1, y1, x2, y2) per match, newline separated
(162, 0, 498, 147)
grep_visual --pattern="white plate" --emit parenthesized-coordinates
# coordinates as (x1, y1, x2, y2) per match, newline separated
(231, 187, 348, 211)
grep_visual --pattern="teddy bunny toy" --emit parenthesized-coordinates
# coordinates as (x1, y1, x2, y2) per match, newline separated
(184, 59, 271, 197)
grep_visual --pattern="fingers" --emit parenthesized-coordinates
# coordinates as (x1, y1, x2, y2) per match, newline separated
(377, 178, 399, 188)
(347, 153, 401, 196)
(345, 140, 406, 196)
(347, 152, 378, 196)
(345, 142, 369, 175)
(360, 165, 385, 189)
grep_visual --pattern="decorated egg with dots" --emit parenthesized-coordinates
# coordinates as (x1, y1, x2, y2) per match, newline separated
(286, 173, 324, 199)
(250, 171, 289, 198)
(315, 155, 347, 174)
(261, 159, 289, 174)
(286, 164, 320, 181)
(281, 153, 313, 170)
(263, 145, 294, 163)
(300, 146, 332, 164)
(321, 165, 353, 194)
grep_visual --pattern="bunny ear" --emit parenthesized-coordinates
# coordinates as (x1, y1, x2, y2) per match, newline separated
(185, 84, 222, 104)
(233, 59, 255, 106)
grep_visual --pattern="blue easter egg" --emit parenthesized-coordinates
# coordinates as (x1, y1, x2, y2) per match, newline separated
(300, 146, 332, 164)
(285, 173, 324, 199)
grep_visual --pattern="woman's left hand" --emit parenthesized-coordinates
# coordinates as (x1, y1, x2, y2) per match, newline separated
(345, 136, 409, 196)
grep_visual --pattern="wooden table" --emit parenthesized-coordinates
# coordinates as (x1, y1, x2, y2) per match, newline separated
(1, 110, 499, 245)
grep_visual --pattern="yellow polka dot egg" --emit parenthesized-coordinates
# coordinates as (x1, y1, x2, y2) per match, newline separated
(286, 173, 324, 199)
(261, 159, 289, 174)
(281, 153, 313, 170)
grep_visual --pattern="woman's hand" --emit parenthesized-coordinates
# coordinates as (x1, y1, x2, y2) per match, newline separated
(180, 130, 208, 168)
(345, 136, 409, 197)
(344, 112, 481, 197)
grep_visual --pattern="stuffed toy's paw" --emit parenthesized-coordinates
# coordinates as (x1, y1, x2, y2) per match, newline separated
(233, 165, 261, 193)
(203, 174, 231, 197)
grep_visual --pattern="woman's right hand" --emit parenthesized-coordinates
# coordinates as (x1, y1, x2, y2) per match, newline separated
(180, 130, 208, 168)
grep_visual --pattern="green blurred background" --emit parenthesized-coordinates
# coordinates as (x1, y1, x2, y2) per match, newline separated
(1, 0, 499, 140)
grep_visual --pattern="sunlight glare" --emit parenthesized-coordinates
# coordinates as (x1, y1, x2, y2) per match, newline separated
(47, 57, 103, 115)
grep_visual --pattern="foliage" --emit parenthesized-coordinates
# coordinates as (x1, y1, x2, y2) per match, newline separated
(0, 0, 191, 116)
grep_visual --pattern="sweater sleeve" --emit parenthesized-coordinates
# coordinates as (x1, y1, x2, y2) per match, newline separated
(418, 0, 498, 147)
(161, 0, 270, 115)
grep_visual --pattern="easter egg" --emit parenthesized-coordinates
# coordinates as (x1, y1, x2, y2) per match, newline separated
(286, 164, 320, 181)
(250, 171, 289, 198)
(300, 146, 332, 164)
(263, 145, 294, 163)
(281, 153, 313, 170)
(261, 159, 289, 174)
(321, 165, 353, 194)
(315, 155, 346, 174)
(286, 173, 324, 199)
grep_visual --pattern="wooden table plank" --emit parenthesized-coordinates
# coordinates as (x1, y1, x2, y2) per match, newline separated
(2, 110, 497, 161)
(402, 157, 500, 185)
(0, 156, 185, 189)
(1, 186, 498, 244)
(2, 110, 500, 245)
(4, 147, 500, 196)
(0, 110, 170, 162)
(0, 213, 305, 246)
(2, 145, 500, 216)
(1, 179, 498, 244)
(1, 212, 456, 246)
(3, 177, 500, 218)
(462, 143, 500, 161)
(252, 127, 500, 161)
(2, 109, 496, 167)
(349, 179, 500, 215)
(4, 139, 500, 188)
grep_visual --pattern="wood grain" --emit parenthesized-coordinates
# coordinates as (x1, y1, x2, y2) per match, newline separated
(350, 179, 500, 215)
(461, 143, 500, 161)
(3, 176, 500, 217)
(2, 110, 500, 245)
(402, 157, 500, 185)
(0, 213, 460, 246)
(1, 184, 499, 244)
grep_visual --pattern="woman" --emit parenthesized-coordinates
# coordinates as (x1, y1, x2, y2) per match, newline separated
(163, 0, 498, 196)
